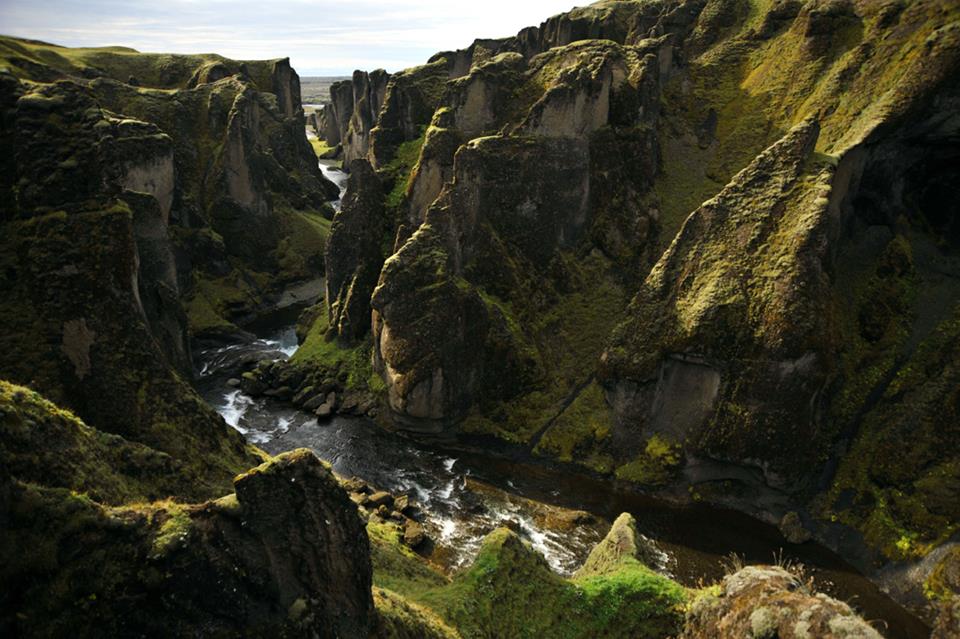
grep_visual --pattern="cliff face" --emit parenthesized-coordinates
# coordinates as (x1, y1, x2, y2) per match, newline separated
(0, 381, 374, 637)
(1, 36, 339, 343)
(0, 38, 344, 493)
(309, 0, 960, 611)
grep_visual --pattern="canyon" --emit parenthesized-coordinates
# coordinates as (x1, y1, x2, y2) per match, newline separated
(1, 0, 960, 637)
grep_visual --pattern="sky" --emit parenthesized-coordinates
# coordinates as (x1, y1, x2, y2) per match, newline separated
(0, 0, 582, 76)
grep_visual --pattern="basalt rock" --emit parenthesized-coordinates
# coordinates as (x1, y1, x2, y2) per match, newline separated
(341, 69, 391, 165)
(1, 436, 374, 638)
(326, 159, 388, 342)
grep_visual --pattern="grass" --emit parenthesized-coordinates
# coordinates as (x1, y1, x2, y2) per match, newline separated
(382, 130, 427, 209)
(409, 529, 685, 639)
(290, 309, 381, 391)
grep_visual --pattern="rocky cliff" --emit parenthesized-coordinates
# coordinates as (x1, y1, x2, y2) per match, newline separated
(304, 0, 960, 618)
(0, 381, 374, 637)
(0, 37, 346, 495)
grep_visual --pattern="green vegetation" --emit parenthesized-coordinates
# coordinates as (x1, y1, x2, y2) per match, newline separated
(309, 136, 334, 158)
(291, 308, 381, 392)
(614, 436, 683, 487)
(373, 587, 462, 639)
(462, 253, 628, 447)
(533, 381, 614, 473)
(368, 520, 449, 597)
(407, 528, 685, 639)
(382, 130, 426, 208)
(275, 206, 332, 281)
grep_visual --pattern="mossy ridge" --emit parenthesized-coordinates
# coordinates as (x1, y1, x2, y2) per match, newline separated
(0, 380, 185, 504)
(655, 0, 959, 246)
(373, 587, 462, 639)
(368, 519, 450, 598)
(0, 35, 291, 93)
(410, 528, 685, 639)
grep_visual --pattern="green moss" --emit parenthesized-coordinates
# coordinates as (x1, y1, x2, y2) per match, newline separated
(924, 547, 960, 602)
(382, 130, 426, 209)
(291, 309, 379, 391)
(149, 501, 192, 558)
(368, 520, 449, 597)
(309, 136, 333, 158)
(461, 253, 628, 447)
(0, 380, 182, 504)
(408, 529, 685, 639)
(275, 206, 331, 282)
(534, 381, 613, 472)
(615, 436, 682, 487)
(373, 587, 461, 639)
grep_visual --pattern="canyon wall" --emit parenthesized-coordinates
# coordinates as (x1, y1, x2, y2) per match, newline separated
(302, 0, 960, 618)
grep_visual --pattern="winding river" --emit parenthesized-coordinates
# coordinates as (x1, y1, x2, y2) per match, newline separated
(193, 153, 930, 639)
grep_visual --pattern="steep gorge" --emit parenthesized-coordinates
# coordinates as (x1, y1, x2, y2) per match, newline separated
(2, 0, 960, 636)
(286, 0, 960, 628)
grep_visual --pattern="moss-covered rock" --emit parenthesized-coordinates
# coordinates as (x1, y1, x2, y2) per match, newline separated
(414, 527, 686, 639)
(601, 119, 834, 488)
(1, 447, 374, 637)
(681, 565, 882, 639)
(575, 512, 667, 579)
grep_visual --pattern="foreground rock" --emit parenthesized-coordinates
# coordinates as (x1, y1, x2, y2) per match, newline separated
(574, 512, 666, 578)
(682, 565, 883, 639)
(0, 383, 373, 638)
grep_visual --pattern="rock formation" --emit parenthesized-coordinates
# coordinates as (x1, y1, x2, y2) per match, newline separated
(0, 382, 374, 637)
(682, 565, 884, 639)
(306, 0, 960, 618)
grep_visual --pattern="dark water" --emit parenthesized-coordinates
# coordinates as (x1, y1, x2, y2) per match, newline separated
(195, 327, 930, 639)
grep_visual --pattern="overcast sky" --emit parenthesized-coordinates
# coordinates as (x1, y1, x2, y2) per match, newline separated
(0, 0, 581, 76)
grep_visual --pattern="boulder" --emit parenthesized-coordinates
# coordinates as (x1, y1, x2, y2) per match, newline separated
(681, 566, 882, 639)
(778, 511, 812, 544)
(368, 491, 394, 509)
(402, 520, 427, 549)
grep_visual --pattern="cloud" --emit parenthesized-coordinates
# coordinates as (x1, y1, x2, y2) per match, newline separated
(0, 0, 579, 75)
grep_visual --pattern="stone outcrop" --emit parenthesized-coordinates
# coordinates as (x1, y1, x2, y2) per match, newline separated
(304, 0, 960, 619)
(326, 160, 388, 342)
(0, 386, 374, 639)
(342, 69, 391, 165)
(681, 566, 883, 639)
(574, 512, 667, 578)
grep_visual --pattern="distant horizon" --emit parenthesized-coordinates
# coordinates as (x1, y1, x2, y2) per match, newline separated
(0, 0, 580, 76)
